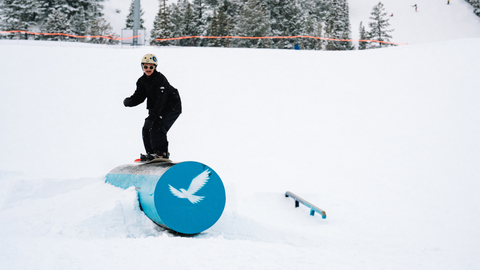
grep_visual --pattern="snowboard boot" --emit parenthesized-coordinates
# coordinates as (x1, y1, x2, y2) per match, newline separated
(140, 153, 150, 161)
(140, 152, 170, 161)
(156, 151, 170, 159)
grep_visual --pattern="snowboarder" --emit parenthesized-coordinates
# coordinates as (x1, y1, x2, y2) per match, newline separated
(123, 54, 182, 161)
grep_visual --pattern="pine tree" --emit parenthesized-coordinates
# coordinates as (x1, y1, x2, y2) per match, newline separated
(182, 0, 196, 45)
(37, 0, 105, 41)
(0, 0, 41, 39)
(266, 0, 303, 49)
(234, 0, 270, 48)
(0, 0, 116, 43)
(311, 0, 332, 22)
(217, 1, 232, 40)
(37, 0, 70, 34)
(125, 0, 145, 29)
(40, 9, 70, 40)
(322, 12, 333, 50)
(169, 0, 196, 46)
(66, 0, 105, 41)
(298, 0, 332, 47)
(464, 0, 480, 17)
(205, 0, 220, 8)
(358, 21, 368, 50)
(219, 0, 240, 20)
(207, 0, 234, 47)
(207, 7, 221, 46)
(323, 0, 353, 50)
(338, 0, 354, 50)
(367, 2, 394, 49)
(37, 0, 56, 20)
(69, 6, 88, 38)
(169, 3, 183, 46)
(192, 0, 207, 46)
(151, 0, 173, 46)
(315, 22, 324, 50)
(302, 13, 316, 50)
(89, 17, 118, 44)
(64, 0, 104, 26)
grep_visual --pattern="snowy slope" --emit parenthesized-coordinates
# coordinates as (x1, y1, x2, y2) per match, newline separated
(1, 1, 480, 269)
(1, 38, 480, 269)
(350, 0, 480, 44)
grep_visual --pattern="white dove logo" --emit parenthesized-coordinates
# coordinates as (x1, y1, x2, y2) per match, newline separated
(168, 169, 210, 204)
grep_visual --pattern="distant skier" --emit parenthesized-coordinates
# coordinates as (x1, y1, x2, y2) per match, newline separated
(447, 0, 450, 4)
(390, 13, 394, 17)
(412, 4, 418, 12)
(123, 54, 182, 161)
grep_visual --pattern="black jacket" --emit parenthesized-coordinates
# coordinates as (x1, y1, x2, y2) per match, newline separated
(124, 70, 182, 121)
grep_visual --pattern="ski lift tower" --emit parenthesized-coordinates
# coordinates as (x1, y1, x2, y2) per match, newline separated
(133, 0, 140, 46)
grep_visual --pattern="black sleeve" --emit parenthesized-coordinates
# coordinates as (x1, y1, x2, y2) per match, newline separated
(124, 79, 147, 107)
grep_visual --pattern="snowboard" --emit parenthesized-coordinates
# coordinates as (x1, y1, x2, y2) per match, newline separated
(134, 157, 172, 164)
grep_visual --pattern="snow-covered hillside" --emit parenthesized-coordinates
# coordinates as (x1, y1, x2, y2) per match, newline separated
(1, 37, 480, 269)
(1, 1, 480, 269)
(350, 0, 480, 44)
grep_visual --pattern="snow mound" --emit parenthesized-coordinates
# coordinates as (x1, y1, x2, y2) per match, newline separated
(0, 178, 161, 239)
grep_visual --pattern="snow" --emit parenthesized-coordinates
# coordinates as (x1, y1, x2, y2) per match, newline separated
(1, 1, 480, 269)
(350, 0, 480, 44)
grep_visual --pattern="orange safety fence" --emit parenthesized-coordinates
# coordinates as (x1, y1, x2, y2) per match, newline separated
(0, 30, 140, 40)
(1, 30, 408, 46)
(155, 35, 408, 46)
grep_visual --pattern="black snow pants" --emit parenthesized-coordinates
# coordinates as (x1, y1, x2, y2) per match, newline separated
(142, 112, 180, 155)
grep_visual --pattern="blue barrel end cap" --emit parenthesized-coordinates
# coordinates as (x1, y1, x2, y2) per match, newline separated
(154, 161, 226, 235)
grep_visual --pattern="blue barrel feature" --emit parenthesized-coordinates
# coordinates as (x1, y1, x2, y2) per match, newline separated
(105, 161, 226, 235)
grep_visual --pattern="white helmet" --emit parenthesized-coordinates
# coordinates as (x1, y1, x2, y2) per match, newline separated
(141, 53, 158, 66)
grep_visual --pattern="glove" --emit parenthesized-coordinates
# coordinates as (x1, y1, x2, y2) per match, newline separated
(144, 118, 154, 130)
(123, 98, 133, 107)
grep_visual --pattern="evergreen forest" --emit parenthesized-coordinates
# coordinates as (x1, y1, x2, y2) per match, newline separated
(0, 0, 402, 50)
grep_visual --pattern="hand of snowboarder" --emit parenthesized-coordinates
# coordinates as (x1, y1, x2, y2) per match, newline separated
(123, 98, 133, 107)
